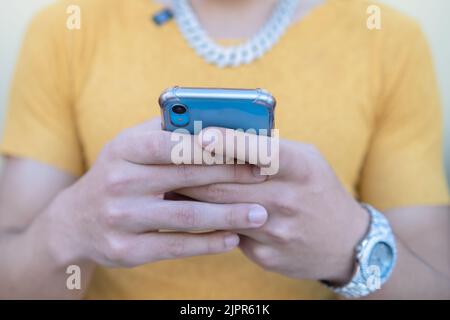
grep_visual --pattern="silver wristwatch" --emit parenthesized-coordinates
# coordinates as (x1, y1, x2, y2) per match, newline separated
(323, 204, 397, 298)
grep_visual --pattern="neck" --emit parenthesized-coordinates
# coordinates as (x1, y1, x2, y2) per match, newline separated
(156, 0, 325, 40)
(191, 0, 279, 39)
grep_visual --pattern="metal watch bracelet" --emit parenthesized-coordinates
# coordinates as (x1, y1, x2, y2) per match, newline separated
(322, 204, 397, 298)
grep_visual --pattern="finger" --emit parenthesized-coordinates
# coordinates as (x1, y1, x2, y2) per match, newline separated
(114, 117, 205, 165)
(126, 231, 240, 266)
(114, 129, 196, 165)
(153, 163, 267, 192)
(197, 127, 280, 175)
(177, 182, 270, 204)
(139, 116, 163, 131)
(114, 162, 266, 195)
(197, 127, 308, 177)
(117, 199, 268, 232)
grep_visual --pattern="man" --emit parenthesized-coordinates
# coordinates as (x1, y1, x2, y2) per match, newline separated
(0, 0, 449, 299)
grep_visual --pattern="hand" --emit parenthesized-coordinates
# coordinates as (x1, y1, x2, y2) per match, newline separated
(178, 128, 370, 284)
(44, 119, 268, 268)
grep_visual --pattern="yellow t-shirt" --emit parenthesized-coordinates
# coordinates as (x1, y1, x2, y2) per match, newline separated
(1, 0, 449, 299)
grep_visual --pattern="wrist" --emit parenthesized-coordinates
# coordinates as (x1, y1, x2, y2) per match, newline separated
(37, 187, 92, 268)
(325, 204, 370, 285)
(323, 204, 398, 298)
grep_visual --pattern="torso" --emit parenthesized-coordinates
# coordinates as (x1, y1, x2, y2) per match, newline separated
(68, 0, 384, 299)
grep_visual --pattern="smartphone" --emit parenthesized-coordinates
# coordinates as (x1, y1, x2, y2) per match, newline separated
(159, 87, 276, 135)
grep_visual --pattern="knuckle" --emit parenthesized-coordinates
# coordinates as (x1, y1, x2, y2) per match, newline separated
(289, 145, 317, 181)
(266, 195, 279, 209)
(303, 144, 323, 174)
(205, 184, 228, 202)
(230, 165, 256, 183)
(165, 237, 186, 259)
(230, 165, 240, 181)
(174, 205, 198, 229)
(104, 131, 131, 159)
(206, 235, 225, 254)
(104, 236, 129, 264)
(225, 206, 243, 228)
(265, 225, 290, 245)
(145, 132, 166, 160)
(102, 202, 129, 227)
(105, 128, 138, 159)
(270, 190, 298, 215)
(101, 141, 119, 160)
(253, 246, 276, 269)
(104, 171, 130, 196)
(176, 165, 197, 184)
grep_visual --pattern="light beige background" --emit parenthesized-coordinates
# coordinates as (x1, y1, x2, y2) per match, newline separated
(0, 0, 449, 183)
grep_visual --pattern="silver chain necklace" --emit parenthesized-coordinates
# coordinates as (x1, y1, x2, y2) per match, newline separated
(171, 0, 300, 68)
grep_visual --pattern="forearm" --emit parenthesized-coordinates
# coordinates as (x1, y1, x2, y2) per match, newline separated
(363, 239, 450, 299)
(363, 205, 450, 299)
(0, 204, 95, 299)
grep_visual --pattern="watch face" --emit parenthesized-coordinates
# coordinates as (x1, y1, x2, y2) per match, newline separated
(368, 241, 394, 278)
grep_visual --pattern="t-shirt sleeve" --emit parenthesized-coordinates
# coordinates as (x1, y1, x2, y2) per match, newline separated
(1, 4, 84, 176)
(359, 22, 449, 210)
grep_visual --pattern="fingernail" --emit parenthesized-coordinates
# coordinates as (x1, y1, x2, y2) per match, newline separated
(224, 234, 240, 249)
(248, 205, 268, 225)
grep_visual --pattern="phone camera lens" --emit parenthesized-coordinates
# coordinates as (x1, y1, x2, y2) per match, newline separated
(172, 105, 187, 115)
